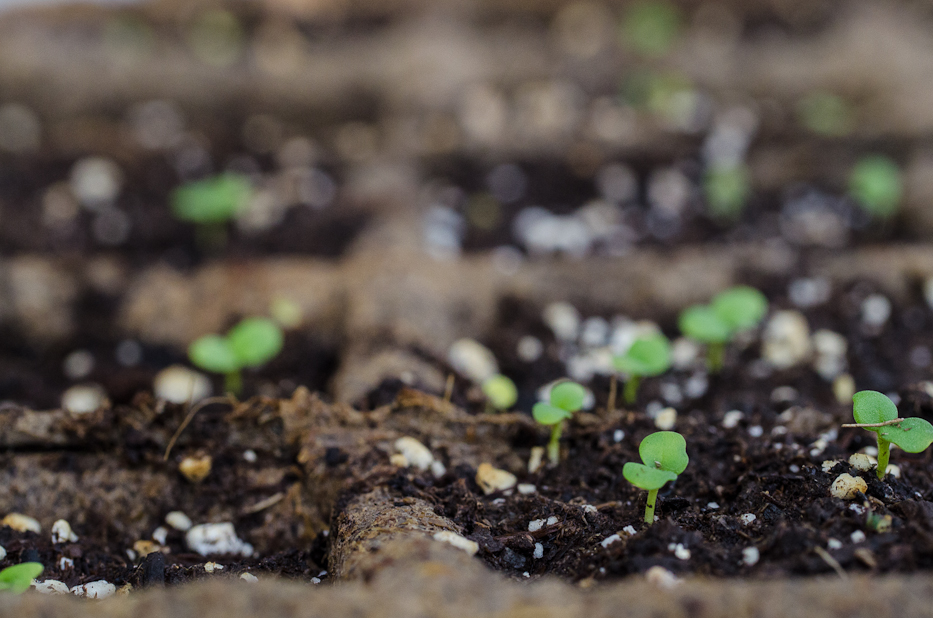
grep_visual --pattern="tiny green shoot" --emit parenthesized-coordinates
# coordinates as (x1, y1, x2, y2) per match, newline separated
(620, 1, 682, 58)
(533, 381, 586, 465)
(0, 562, 43, 594)
(171, 173, 252, 248)
(704, 163, 751, 222)
(612, 332, 671, 405)
(848, 155, 902, 219)
(623, 431, 689, 524)
(188, 317, 284, 396)
(482, 374, 518, 412)
(678, 286, 768, 371)
(846, 390, 933, 480)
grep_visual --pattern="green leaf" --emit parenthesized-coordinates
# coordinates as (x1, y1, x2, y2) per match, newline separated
(171, 173, 251, 224)
(482, 375, 518, 410)
(613, 332, 671, 377)
(623, 462, 678, 490)
(549, 381, 586, 413)
(533, 402, 572, 426)
(853, 390, 898, 426)
(227, 317, 284, 368)
(0, 563, 43, 594)
(879, 417, 933, 453)
(712, 286, 768, 332)
(797, 91, 855, 137)
(678, 305, 731, 344)
(188, 334, 239, 374)
(849, 155, 902, 218)
(639, 431, 689, 474)
(620, 1, 681, 58)
(704, 164, 750, 222)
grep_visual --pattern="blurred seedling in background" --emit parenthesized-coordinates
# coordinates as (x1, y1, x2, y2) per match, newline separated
(623, 431, 689, 524)
(620, 1, 682, 58)
(612, 331, 671, 407)
(848, 155, 902, 219)
(796, 91, 855, 137)
(679, 286, 768, 372)
(482, 374, 518, 413)
(0, 563, 43, 594)
(843, 390, 933, 480)
(188, 317, 283, 396)
(704, 163, 751, 222)
(533, 381, 586, 465)
(171, 173, 252, 249)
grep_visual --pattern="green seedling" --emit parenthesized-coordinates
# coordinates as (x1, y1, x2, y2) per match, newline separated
(843, 390, 933, 480)
(0, 563, 43, 594)
(678, 286, 768, 372)
(171, 173, 252, 248)
(620, 1, 682, 58)
(704, 164, 751, 222)
(482, 374, 518, 412)
(533, 381, 586, 465)
(796, 92, 855, 137)
(848, 155, 902, 219)
(188, 317, 284, 396)
(623, 431, 689, 524)
(612, 332, 671, 406)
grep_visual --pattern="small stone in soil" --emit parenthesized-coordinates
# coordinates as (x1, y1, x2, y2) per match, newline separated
(51, 519, 78, 544)
(827, 539, 843, 550)
(433, 531, 479, 556)
(71, 580, 116, 599)
(742, 547, 760, 566)
(3, 513, 41, 534)
(851, 530, 867, 543)
(830, 473, 868, 499)
(33, 580, 70, 594)
(179, 455, 213, 483)
(166, 511, 193, 531)
(476, 463, 517, 495)
(240, 573, 259, 583)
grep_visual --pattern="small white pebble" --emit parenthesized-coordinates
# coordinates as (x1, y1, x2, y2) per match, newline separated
(546, 516, 558, 526)
(748, 425, 764, 438)
(34, 580, 70, 594)
(851, 530, 867, 543)
(523, 571, 530, 578)
(394, 437, 435, 472)
(153, 365, 211, 404)
(71, 580, 116, 599)
(311, 577, 321, 584)
(517, 484, 537, 495)
(622, 525, 637, 536)
(740, 513, 757, 526)
(830, 473, 867, 500)
(789, 464, 800, 473)
(152, 526, 169, 545)
(722, 410, 744, 429)
(654, 407, 677, 430)
(886, 464, 901, 478)
(741, 547, 760, 566)
(706, 502, 720, 510)
(600, 534, 621, 548)
(848, 453, 875, 472)
(822, 460, 839, 473)
(827, 539, 843, 550)
(613, 429, 625, 443)
(204, 562, 224, 573)
(166, 511, 193, 531)
(243, 450, 258, 463)
(59, 558, 74, 570)
(186, 523, 253, 557)
(533, 543, 544, 559)
(671, 543, 690, 560)
(432, 531, 479, 556)
(2, 513, 41, 534)
(476, 463, 517, 495)
(582, 505, 598, 514)
(517, 336, 544, 362)
(240, 573, 258, 583)
(529, 518, 547, 532)
(51, 519, 78, 544)
(645, 565, 680, 590)
(528, 447, 545, 474)
(61, 384, 107, 414)
(861, 294, 891, 327)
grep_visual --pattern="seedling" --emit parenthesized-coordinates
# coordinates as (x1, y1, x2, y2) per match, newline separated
(704, 164, 750, 222)
(678, 286, 768, 371)
(621, 1, 682, 58)
(623, 431, 689, 524)
(848, 155, 902, 219)
(482, 374, 518, 412)
(533, 381, 586, 465)
(0, 562, 43, 594)
(171, 173, 252, 248)
(188, 317, 284, 396)
(843, 390, 933, 480)
(797, 92, 855, 137)
(612, 332, 671, 406)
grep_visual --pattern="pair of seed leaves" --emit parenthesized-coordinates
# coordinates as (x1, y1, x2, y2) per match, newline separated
(623, 431, 689, 490)
(188, 317, 283, 374)
(853, 390, 933, 453)
(679, 286, 768, 344)
(613, 332, 671, 377)
(532, 381, 586, 426)
(0, 563, 43, 594)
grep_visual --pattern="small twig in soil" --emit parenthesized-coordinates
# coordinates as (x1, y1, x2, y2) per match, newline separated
(443, 374, 455, 404)
(241, 492, 286, 515)
(841, 419, 906, 428)
(164, 396, 234, 461)
(606, 374, 617, 415)
(813, 546, 848, 580)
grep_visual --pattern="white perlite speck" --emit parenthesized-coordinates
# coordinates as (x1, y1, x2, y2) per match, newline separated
(433, 531, 479, 556)
(71, 580, 116, 599)
(394, 437, 434, 472)
(33, 580, 69, 594)
(654, 407, 677, 430)
(742, 547, 760, 566)
(848, 453, 875, 472)
(827, 539, 843, 550)
(851, 530, 867, 543)
(861, 294, 891, 327)
(830, 473, 867, 500)
(240, 573, 259, 583)
(669, 543, 690, 560)
(51, 519, 78, 544)
(61, 384, 107, 414)
(542, 302, 581, 341)
(0, 546, 5, 560)
(476, 463, 517, 495)
(152, 526, 168, 545)
(517, 484, 537, 495)
(722, 410, 744, 429)
(645, 566, 680, 590)
(204, 562, 224, 573)
(740, 513, 757, 526)
(3, 513, 41, 534)
(153, 365, 212, 404)
(613, 429, 625, 443)
(447, 338, 499, 383)
(600, 534, 621, 548)
(533, 543, 544, 559)
(186, 523, 253, 557)
(166, 511, 193, 531)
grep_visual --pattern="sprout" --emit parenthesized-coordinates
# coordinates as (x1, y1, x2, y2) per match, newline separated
(704, 164, 750, 222)
(845, 390, 933, 480)
(797, 92, 855, 137)
(620, 1, 682, 58)
(171, 173, 252, 248)
(848, 155, 902, 219)
(533, 381, 586, 465)
(0, 563, 43, 594)
(482, 374, 518, 412)
(188, 317, 284, 396)
(612, 332, 671, 405)
(678, 286, 768, 371)
(623, 431, 689, 524)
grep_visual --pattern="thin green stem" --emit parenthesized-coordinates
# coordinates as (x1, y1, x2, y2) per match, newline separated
(224, 370, 243, 396)
(876, 436, 890, 480)
(547, 423, 563, 465)
(624, 376, 641, 406)
(707, 342, 725, 373)
(645, 488, 659, 524)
